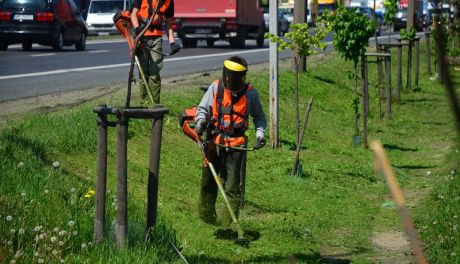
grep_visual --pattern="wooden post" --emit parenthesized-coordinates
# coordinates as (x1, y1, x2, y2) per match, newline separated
(269, 0, 279, 149)
(362, 56, 368, 148)
(377, 44, 383, 97)
(397, 44, 402, 101)
(425, 32, 431, 75)
(406, 40, 412, 90)
(291, 97, 314, 176)
(116, 113, 128, 248)
(146, 117, 164, 235)
(385, 56, 392, 120)
(414, 37, 420, 90)
(94, 112, 108, 243)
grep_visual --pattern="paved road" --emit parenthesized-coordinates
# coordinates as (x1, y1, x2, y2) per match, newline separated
(0, 38, 295, 102)
(0, 31, 403, 102)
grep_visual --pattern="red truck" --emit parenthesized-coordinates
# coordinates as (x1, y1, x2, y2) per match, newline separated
(173, 0, 265, 48)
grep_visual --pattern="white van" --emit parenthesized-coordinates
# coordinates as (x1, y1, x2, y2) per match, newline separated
(86, 0, 130, 36)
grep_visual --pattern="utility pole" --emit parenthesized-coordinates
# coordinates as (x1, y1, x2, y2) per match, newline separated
(269, 0, 279, 148)
(407, 0, 415, 29)
(292, 0, 307, 72)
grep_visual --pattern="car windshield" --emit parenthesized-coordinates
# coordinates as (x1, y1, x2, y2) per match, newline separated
(1, 0, 48, 9)
(90, 0, 124, 13)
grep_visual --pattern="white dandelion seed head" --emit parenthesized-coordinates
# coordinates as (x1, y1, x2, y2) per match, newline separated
(70, 188, 76, 193)
(425, 171, 431, 176)
(81, 243, 87, 249)
(44, 189, 49, 194)
(45, 246, 51, 251)
(17, 162, 24, 167)
(6, 216, 12, 221)
(72, 231, 78, 236)
(451, 252, 457, 257)
(38, 259, 44, 264)
(34, 252, 39, 257)
(21, 192, 26, 197)
(60, 259, 65, 263)
(52, 250, 58, 255)
(58, 230, 66, 236)
(7, 240, 13, 246)
(10, 229, 16, 234)
(59, 241, 64, 246)
(18, 229, 25, 235)
(39, 234, 44, 240)
(52, 161, 60, 168)
(53, 227, 59, 233)
(68, 220, 75, 227)
(34, 226, 42, 232)
(50, 236, 57, 243)
(35, 236, 39, 242)
(10, 259, 16, 264)
(14, 250, 21, 258)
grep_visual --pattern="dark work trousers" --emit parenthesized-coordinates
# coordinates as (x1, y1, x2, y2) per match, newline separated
(199, 147, 244, 226)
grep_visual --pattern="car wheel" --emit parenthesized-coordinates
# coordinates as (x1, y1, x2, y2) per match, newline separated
(0, 41, 9, 51)
(75, 32, 86, 51)
(229, 29, 246, 49)
(53, 32, 64, 51)
(22, 42, 32, 51)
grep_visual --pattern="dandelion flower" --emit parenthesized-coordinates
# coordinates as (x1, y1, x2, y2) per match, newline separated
(53, 161, 60, 168)
(58, 231, 66, 236)
(46, 247, 51, 251)
(7, 240, 12, 246)
(51, 236, 57, 243)
(34, 252, 39, 257)
(44, 189, 49, 194)
(81, 243, 87, 249)
(6, 215, 12, 221)
(14, 250, 21, 258)
(451, 252, 457, 257)
(84, 189, 96, 198)
(425, 171, 431, 176)
(70, 188, 76, 193)
(60, 259, 65, 263)
(17, 162, 24, 167)
(34, 226, 42, 232)
(18, 229, 25, 235)
(10, 260, 16, 264)
(52, 250, 58, 255)
(68, 220, 75, 227)
(53, 227, 59, 233)
(73, 231, 78, 236)
(21, 192, 26, 197)
(38, 259, 44, 264)
(59, 241, 64, 246)
(10, 229, 16, 234)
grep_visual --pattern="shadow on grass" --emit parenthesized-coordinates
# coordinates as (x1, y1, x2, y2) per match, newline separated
(2, 130, 51, 165)
(393, 164, 434, 169)
(280, 139, 307, 151)
(383, 143, 418, 152)
(185, 249, 360, 263)
(400, 97, 444, 104)
(313, 75, 337, 85)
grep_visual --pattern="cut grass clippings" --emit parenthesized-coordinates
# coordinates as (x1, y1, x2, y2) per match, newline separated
(0, 42, 459, 263)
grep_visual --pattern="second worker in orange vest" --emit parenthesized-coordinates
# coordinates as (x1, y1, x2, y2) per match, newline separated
(131, 0, 180, 105)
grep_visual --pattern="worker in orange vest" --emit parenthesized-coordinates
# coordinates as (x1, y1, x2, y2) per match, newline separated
(195, 56, 266, 226)
(131, 0, 180, 105)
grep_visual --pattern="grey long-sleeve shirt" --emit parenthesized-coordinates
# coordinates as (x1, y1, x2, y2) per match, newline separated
(195, 80, 266, 134)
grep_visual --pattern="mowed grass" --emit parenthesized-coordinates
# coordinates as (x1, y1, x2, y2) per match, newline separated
(1, 41, 459, 263)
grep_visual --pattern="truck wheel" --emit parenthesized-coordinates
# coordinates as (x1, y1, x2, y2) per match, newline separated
(0, 41, 7, 51)
(229, 30, 246, 49)
(256, 24, 265, 48)
(53, 32, 64, 51)
(182, 38, 197, 48)
(22, 42, 32, 51)
(206, 40, 214, 48)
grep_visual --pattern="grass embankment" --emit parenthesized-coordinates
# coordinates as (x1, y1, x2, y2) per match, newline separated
(1, 43, 459, 263)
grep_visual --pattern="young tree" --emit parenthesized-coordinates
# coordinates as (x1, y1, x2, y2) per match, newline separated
(265, 19, 332, 173)
(331, 7, 375, 145)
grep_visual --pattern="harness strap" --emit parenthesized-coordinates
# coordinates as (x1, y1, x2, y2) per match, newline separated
(217, 80, 225, 145)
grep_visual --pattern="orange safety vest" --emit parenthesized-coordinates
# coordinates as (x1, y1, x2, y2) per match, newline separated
(137, 0, 171, 37)
(211, 80, 251, 147)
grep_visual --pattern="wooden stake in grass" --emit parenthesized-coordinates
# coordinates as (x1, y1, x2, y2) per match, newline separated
(370, 141, 427, 264)
(291, 97, 314, 176)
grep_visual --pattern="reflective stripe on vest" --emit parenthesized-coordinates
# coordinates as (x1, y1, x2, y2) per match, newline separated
(138, 0, 171, 37)
(211, 80, 251, 147)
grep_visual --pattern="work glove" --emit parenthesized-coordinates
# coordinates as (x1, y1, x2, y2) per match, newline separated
(134, 26, 143, 38)
(170, 42, 181, 55)
(195, 118, 207, 136)
(254, 129, 266, 149)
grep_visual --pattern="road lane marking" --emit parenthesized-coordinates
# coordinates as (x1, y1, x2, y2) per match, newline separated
(0, 48, 268, 80)
(88, 50, 110, 53)
(31, 53, 56, 57)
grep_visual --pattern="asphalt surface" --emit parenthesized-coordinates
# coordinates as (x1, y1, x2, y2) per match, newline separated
(0, 31, 405, 103)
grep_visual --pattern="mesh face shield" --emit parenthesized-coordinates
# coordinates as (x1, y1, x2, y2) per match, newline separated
(222, 59, 247, 92)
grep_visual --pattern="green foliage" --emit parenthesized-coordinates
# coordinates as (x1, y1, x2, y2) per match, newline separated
(383, 0, 398, 25)
(399, 27, 416, 41)
(331, 7, 376, 66)
(265, 16, 332, 57)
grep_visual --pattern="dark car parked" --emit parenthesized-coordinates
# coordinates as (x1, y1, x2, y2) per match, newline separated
(0, 0, 88, 51)
(393, 8, 423, 32)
